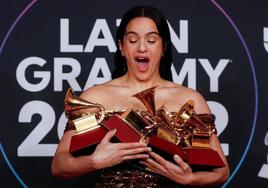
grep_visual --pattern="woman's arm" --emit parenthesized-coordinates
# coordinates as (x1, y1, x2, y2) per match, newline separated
(51, 129, 151, 178)
(142, 134, 229, 186)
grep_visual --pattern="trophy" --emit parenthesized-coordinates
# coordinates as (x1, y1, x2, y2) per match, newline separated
(64, 86, 225, 168)
(109, 86, 224, 168)
(64, 88, 107, 155)
(174, 100, 215, 148)
(100, 86, 159, 143)
(151, 99, 225, 168)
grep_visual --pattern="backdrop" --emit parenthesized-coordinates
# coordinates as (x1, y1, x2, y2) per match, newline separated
(0, 0, 267, 187)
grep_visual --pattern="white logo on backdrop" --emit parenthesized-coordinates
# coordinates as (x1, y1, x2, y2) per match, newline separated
(258, 131, 268, 179)
(264, 27, 268, 52)
(258, 27, 268, 179)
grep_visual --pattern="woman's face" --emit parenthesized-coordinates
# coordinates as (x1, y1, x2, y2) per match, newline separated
(119, 17, 164, 81)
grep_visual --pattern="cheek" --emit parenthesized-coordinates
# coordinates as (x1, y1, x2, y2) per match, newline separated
(121, 43, 133, 55)
(152, 46, 164, 61)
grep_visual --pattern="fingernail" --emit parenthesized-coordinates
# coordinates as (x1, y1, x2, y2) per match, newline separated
(174, 154, 179, 159)
(147, 147, 152, 151)
(139, 161, 145, 165)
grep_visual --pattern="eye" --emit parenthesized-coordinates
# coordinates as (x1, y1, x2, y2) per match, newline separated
(147, 36, 158, 44)
(129, 39, 137, 44)
(126, 36, 138, 44)
(147, 40, 156, 44)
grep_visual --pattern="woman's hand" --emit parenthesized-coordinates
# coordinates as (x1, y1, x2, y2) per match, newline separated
(91, 129, 152, 169)
(141, 152, 193, 185)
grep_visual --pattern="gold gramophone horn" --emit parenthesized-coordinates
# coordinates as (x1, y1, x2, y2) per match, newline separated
(64, 88, 105, 124)
(132, 86, 158, 116)
(176, 100, 208, 130)
(156, 105, 173, 130)
(175, 100, 212, 148)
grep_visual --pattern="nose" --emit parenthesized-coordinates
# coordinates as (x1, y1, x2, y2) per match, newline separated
(138, 41, 147, 53)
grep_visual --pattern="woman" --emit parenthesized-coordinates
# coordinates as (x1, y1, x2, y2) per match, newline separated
(52, 6, 229, 187)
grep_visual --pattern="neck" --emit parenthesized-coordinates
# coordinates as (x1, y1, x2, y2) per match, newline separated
(123, 72, 164, 91)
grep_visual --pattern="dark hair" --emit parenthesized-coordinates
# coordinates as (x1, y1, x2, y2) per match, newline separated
(112, 6, 173, 81)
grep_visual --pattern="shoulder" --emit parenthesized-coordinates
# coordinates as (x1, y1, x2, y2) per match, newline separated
(80, 78, 124, 104)
(159, 81, 203, 100)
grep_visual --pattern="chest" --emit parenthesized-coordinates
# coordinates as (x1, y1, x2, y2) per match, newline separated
(104, 92, 184, 112)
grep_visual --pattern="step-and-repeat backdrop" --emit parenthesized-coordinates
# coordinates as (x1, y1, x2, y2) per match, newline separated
(0, 0, 267, 187)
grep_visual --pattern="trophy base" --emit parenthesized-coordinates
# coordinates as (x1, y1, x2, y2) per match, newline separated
(148, 136, 225, 169)
(69, 126, 107, 156)
(68, 114, 225, 169)
(69, 114, 142, 156)
(101, 115, 141, 143)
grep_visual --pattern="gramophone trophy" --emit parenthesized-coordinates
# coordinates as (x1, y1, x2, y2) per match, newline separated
(107, 86, 224, 168)
(100, 86, 159, 143)
(149, 99, 225, 168)
(64, 86, 225, 168)
(64, 88, 107, 156)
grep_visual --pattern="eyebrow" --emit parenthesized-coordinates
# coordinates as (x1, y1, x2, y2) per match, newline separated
(125, 31, 160, 36)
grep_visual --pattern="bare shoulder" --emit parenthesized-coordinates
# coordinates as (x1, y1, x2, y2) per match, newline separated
(159, 82, 211, 114)
(80, 80, 118, 103)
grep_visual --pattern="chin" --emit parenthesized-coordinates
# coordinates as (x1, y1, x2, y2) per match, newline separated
(136, 75, 152, 82)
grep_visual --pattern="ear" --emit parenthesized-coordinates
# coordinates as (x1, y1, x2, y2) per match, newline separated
(118, 40, 124, 56)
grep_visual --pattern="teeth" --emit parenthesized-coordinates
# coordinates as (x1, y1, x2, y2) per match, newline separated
(136, 57, 148, 62)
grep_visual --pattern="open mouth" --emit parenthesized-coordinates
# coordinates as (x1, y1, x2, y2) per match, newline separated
(135, 57, 149, 72)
